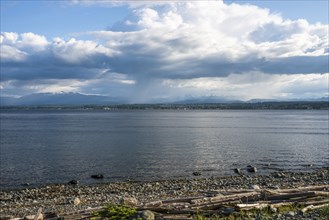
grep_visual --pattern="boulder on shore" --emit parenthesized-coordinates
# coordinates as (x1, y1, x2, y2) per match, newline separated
(247, 166, 257, 173)
(68, 180, 78, 185)
(120, 197, 138, 207)
(234, 168, 242, 175)
(192, 172, 201, 176)
(91, 174, 104, 179)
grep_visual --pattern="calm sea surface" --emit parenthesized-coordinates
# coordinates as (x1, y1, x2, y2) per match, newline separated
(0, 110, 328, 189)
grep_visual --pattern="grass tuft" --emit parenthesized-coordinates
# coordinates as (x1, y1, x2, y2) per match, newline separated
(91, 203, 137, 220)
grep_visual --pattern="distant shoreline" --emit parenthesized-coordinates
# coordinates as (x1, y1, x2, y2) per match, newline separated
(1, 100, 328, 110)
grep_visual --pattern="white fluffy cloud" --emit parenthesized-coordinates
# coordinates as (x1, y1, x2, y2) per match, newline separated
(1, 32, 48, 52)
(163, 73, 329, 100)
(1, 1, 328, 101)
(51, 37, 115, 63)
(0, 45, 27, 61)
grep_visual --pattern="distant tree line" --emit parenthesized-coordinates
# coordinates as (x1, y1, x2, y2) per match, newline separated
(0, 101, 328, 110)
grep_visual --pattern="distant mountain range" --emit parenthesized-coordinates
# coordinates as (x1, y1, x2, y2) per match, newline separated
(0, 93, 123, 106)
(0, 92, 328, 106)
(172, 97, 243, 104)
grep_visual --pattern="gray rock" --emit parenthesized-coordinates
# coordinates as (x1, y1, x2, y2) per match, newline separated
(120, 197, 138, 207)
(192, 172, 201, 176)
(138, 210, 155, 220)
(247, 166, 257, 173)
(234, 168, 242, 175)
(286, 211, 295, 217)
(66, 197, 81, 205)
(73, 197, 81, 205)
(68, 180, 78, 185)
(91, 174, 104, 179)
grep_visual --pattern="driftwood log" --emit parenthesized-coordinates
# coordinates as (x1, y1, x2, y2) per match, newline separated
(55, 185, 329, 219)
(301, 204, 329, 213)
(33, 208, 42, 220)
(137, 184, 329, 218)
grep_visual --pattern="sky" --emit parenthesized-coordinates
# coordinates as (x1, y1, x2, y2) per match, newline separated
(1, 0, 328, 102)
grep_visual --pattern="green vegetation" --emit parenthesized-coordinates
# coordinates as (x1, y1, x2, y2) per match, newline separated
(318, 205, 329, 217)
(91, 203, 138, 220)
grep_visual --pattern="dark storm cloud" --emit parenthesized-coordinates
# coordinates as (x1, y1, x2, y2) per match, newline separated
(102, 51, 329, 80)
(0, 49, 112, 81)
(1, 44, 328, 83)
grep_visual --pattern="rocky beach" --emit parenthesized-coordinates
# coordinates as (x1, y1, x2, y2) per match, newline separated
(1, 168, 328, 219)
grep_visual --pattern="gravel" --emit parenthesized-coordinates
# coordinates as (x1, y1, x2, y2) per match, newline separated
(0, 168, 328, 219)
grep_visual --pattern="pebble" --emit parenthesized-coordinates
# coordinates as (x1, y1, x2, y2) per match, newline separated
(73, 197, 81, 205)
(274, 172, 286, 178)
(66, 197, 81, 205)
(251, 184, 261, 190)
(0, 168, 328, 219)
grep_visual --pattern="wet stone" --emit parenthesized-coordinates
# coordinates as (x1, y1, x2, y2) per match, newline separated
(247, 166, 257, 173)
(234, 168, 242, 175)
(91, 174, 104, 179)
(192, 172, 201, 176)
(68, 180, 78, 185)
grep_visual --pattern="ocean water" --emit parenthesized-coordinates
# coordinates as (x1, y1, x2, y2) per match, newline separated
(0, 110, 328, 189)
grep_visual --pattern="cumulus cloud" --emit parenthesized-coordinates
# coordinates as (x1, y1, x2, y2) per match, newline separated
(0, 45, 27, 61)
(51, 37, 115, 63)
(1, 1, 328, 101)
(1, 32, 48, 53)
(1, 33, 115, 81)
(70, 0, 194, 8)
(163, 73, 329, 100)
(86, 1, 328, 81)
